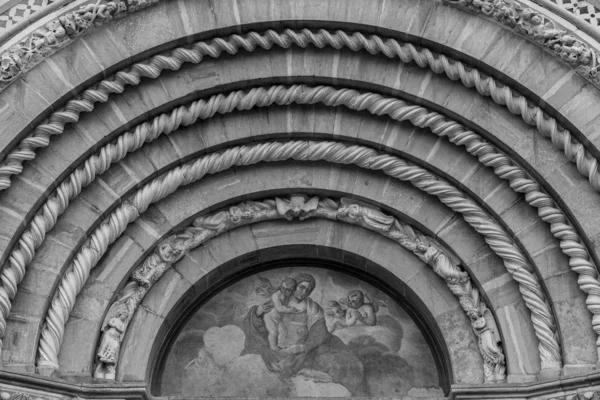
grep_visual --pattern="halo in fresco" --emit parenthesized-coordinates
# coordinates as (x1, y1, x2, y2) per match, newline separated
(160, 267, 443, 397)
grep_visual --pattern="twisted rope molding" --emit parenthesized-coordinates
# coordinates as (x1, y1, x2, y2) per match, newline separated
(35, 139, 559, 373)
(0, 32, 593, 371)
(96, 194, 506, 382)
(0, 31, 597, 357)
(0, 28, 597, 212)
(0, 84, 595, 369)
(0, 83, 590, 371)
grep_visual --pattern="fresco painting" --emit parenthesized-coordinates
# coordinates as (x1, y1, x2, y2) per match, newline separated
(160, 268, 443, 397)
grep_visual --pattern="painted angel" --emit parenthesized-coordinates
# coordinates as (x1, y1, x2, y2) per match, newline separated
(326, 290, 387, 332)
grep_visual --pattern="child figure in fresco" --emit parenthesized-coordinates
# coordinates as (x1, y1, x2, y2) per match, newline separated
(264, 277, 302, 350)
(326, 290, 387, 332)
(346, 290, 378, 327)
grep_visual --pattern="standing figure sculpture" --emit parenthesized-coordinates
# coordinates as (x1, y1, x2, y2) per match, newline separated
(94, 311, 127, 380)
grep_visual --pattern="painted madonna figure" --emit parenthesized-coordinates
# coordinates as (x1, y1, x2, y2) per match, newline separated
(161, 268, 442, 397)
(242, 273, 368, 395)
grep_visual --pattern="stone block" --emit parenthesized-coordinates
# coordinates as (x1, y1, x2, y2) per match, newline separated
(195, 114, 233, 152)
(411, 195, 455, 235)
(329, 221, 379, 260)
(520, 52, 580, 109)
(377, 120, 415, 155)
(423, 136, 468, 176)
(1, 315, 39, 366)
(378, 0, 435, 38)
(379, 176, 426, 218)
(251, 220, 321, 249)
(515, 219, 558, 256)
(499, 199, 539, 236)
(482, 181, 521, 217)
(495, 301, 541, 375)
(118, 147, 157, 184)
(483, 273, 522, 308)
(407, 268, 458, 318)
(177, 0, 219, 36)
(435, 306, 483, 384)
(466, 250, 508, 288)
(118, 306, 164, 382)
(94, 235, 145, 292)
(45, 37, 105, 94)
(8, 288, 48, 321)
(554, 297, 596, 365)
(98, 162, 142, 198)
(144, 268, 192, 318)
(437, 218, 488, 262)
(47, 199, 98, 250)
(532, 245, 571, 280)
(58, 316, 100, 375)
(111, 0, 188, 58)
(167, 125, 207, 161)
(77, 178, 121, 217)
(19, 132, 70, 186)
(404, 129, 443, 163)
(0, 78, 50, 136)
(141, 135, 181, 173)
(368, 234, 424, 284)
(177, 246, 220, 289)
(124, 205, 171, 251)
(78, 27, 133, 76)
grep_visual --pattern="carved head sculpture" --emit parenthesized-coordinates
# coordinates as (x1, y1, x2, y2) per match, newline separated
(117, 310, 128, 321)
(158, 240, 185, 263)
(338, 203, 361, 220)
(0, 53, 18, 80)
(59, 14, 77, 35)
(292, 273, 316, 300)
(562, 35, 577, 46)
(45, 20, 66, 43)
(348, 290, 365, 309)
(230, 205, 253, 222)
(530, 13, 543, 26)
(467, 309, 487, 330)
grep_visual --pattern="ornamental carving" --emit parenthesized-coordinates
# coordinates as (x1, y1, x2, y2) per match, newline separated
(96, 195, 506, 383)
(0, 0, 157, 87)
(443, 0, 600, 83)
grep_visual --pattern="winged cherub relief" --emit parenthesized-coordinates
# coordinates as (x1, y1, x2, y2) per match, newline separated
(275, 195, 319, 220)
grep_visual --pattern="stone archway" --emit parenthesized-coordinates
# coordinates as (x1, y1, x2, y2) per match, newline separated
(0, 0, 599, 399)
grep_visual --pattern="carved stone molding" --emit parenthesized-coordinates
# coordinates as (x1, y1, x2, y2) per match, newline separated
(0, 43, 596, 366)
(34, 139, 559, 375)
(442, 0, 600, 83)
(0, 385, 70, 400)
(96, 194, 506, 382)
(0, 0, 157, 88)
(0, 83, 588, 373)
(1, 0, 600, 92)
(0, 28, 597, 203)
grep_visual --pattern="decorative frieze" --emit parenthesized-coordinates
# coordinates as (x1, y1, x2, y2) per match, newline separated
(443, 0, 600, 83)
(96, 195, 506, 382)
(0, 0, 157, 88)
